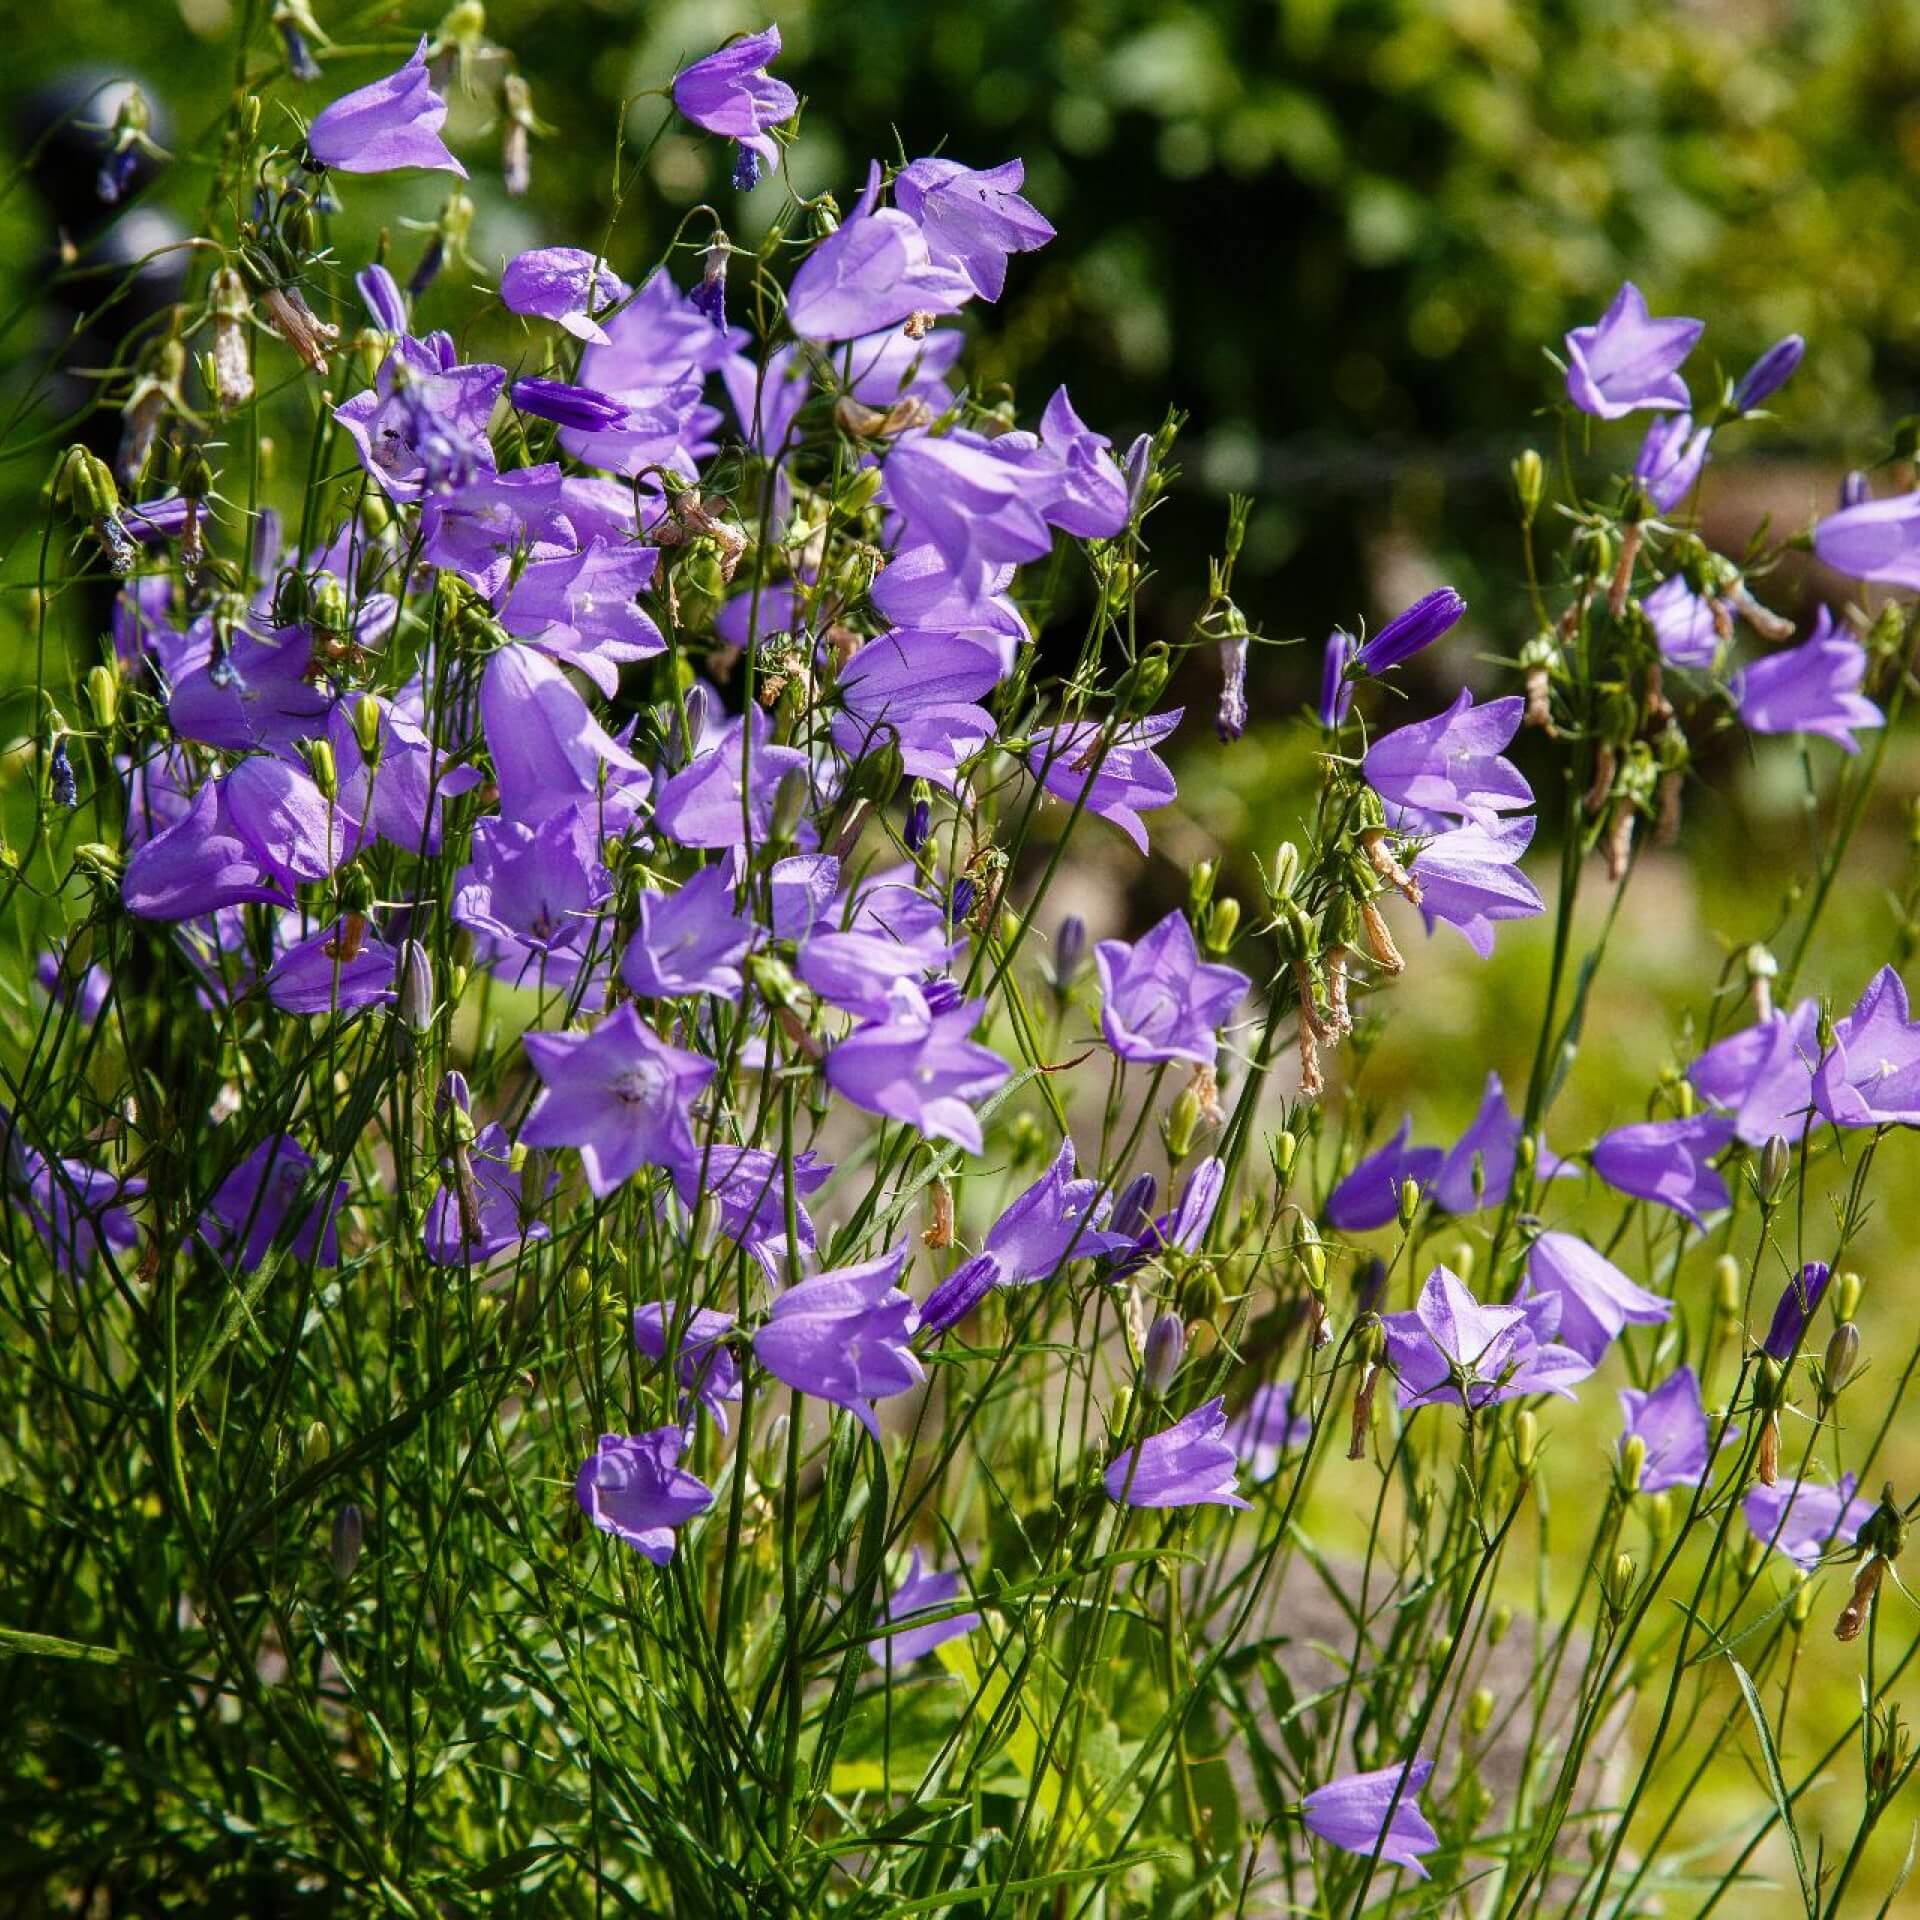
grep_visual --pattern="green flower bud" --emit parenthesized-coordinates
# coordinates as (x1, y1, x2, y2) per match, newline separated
(1603, 1552, 1637, 1616)
(1271, 1128, 1297, 1176)
(1163, 1086, 1202, 1161)
(301, 1419, 331, 1471)
(1511, 1408, 1538, 1476)
(1511, 448, 1544, 524)
(1758, 1134, 1790, 1202)
(1646, 1490, 1674, 1542)
(1713, 1255, 1741, 1318)
(1206, 896, 1241, 953)
(353, 693, 384, 765)
(1835, 1270, 1863, 1322)
(85, 664, 119, 731)
(1468, 1686, 1494, 1736)
(1488, 1602, 1512, 1647)
(1189, 860, 1217, 914)
(769, 767, 811, 844)
(306, 738, 337, 802)
(1619, 1433, 1647, 1494)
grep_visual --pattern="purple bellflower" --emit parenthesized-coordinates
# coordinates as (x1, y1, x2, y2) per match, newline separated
(622, 865, 753, 1002)
(753, 1245, 924, 1439)
(785, 163, 974, 341)
(867, 1550, 981, 1664)
(894, 157, 1054, 301)
(499, 247, 629, 346)
(1633, 413, 1711, 510)
(671, 27, 797, 188)
(121, 779, 286, 921)
(519, 1004, 714, 1195)
(1103, 1157, 1226, 1283)
(480, 644, 649, 829)
(334, 338, 504, 504)
(1563, 282, 1702, 419)
(1687, 999, 1820, 1146)
(632, 1303, 740, 1431)
(1813, 966, 1920, 1128)
(652, 705, 811, 850)
(202, 1134, 345, 1273)
(307, 37, 465, 177)
(576, 1430, 713, 1565)
(1104, 1396, 1249, 1510)
(1408, 816, 1545, 957)
(1095, 910, 1248, 1066)
(1318, 631, 1357, 728)
(1732, 609, 1882, 753)
(1619, 1367, 1725, 1492)
(1363, 691, 1532, 833)
(453, 807, 613, 990)
(1027, 709, 1181, 856)
(1522, 1231, 1672, 1367)
(671, 1144, 831, 1283)
(1590, 1114, 1735, 1229)
(824, 979, 1010, 1154)
(1745, 1473, 1873, 1569)
(1302, 1759, 1440, 1879)
(264, 919, 398, 1017)
(1325, 1117, 1443, 1232)
(1428, 1071, 1538, 1215)
(1226, 1382, 1313, 1483)
(1813, 491, 1920, 590)
(1640, 574, 1722, 670)
(1763, 1261, 1831, 1362)
(5, 1119, 143, 1275)
(355, 264, 408, 334)
(510, 377, 632, 434)
(1382, 1265, 1591, 1411)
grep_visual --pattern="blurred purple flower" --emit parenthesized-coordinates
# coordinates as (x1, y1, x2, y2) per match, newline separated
(867, 1550, 980, 1664)
(1633, 412, 1710, 510)
(202, 1134, 344, 1273)
(1732, 610, 1882, 754)
(1745, 1472, 1872, 1568)
(1814, 491, 1920, 589)
(633, 1302, 740, 1430)
(264, 919, 397, 1017)
(1226, 1382, 1312, 1483)
(1325, 1117, 1442, 1232)
(653, 705, 812, 850)
(1640, 574, 1722, 670)
(1318, 630, 1357, 727)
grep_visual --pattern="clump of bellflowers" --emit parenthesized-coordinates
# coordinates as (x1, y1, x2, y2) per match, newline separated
(6, 11, 1920, 1918)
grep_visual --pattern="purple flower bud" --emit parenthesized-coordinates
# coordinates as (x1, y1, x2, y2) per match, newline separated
(355, 263, 409, 334)
(510, 377, 630, 433)
(1108, 1172, 1158, 1242)
(49, 739, 77, 810)
(920, 1250, 1001, 1335)
(905, 793, 932, 852)
(278, 15, 321, 83)
(1763, 1260, 1830, 1363)
(730, 145, 764, 191)
(1731, 334, 1805, 415)
(1051, 914, 1087, 991)
(1318, 630, 1356, 728)
(1353, 588, 1466, 676)
(1143, 1312, 1186, 1394)
(97, 147, 138, 206)
(950, 877, 976, 923)
(1840, 470, 1871, 510)
(1216, 634, 1249, 742)
(396, 939, 434, 1033)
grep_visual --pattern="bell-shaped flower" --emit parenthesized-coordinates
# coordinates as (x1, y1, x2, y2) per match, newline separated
(1813, 489, 1920, 590)
(1745, 1473, 1873, 1569)
(1522, 1231, 1672, 1367)
(1687, 999, 1820, 1145)
(1732, 610, 1882, 754)
(1105, 1396, 1249, 1509)
(866, 1550, 980, 1664)
(1590, 1114, 1734, 1229)
(1363, 690, 1531, 833)
(1226, 1382, 1313, 1483)
(1619, 1367, 1727, 1492)
(1095, 910, 1248, 1067)
(753, 1245, 924, 1439)
(499, 247, 629, 345)
(671, 26, 797, 186)
(824, 979, 1009, 1155)
(576, 1430, 713, 1565)
(1813, 966, 1920, 1128)
(1382, 1265, 1590, 1411)
(1563, 282, 1701, 419)
(623, 865, 753, 1002)
(632, 1302, 740, 1431)
(1301, 1759, 1440, 1879)
(307, 37, 465, 177)
(1325, 1117, 1442, 1232)
(519, 1004, 714, 1195)
(1027, 709, 1181, 856)
(895, 157, 1053, 301)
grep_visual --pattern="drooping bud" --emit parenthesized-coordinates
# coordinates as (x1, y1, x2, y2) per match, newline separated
(1511, 448, 1544, 525)
(397, 940, 435, 1034)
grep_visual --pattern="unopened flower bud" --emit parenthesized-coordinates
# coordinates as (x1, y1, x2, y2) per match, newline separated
(904, 781, 932, 853)
(306, 738, 337, 802)
(1713, 1254, 1741, 1320)
(1397, 1175, 1421, 1228)
(1788, 1573, 1816, 1628)
(1271, 1129, 1296, 1177)
(1163, 1086, 1202, 1162)
(1268, 841, 1300, 902)
(1142, 1313, 1186, 1396)
(1821, 1322, 1862, 1402)
(331, 1503, 364, 1581)
(396, 941, 434, 1034)
(1646, 1490, 1674, 1543)
(1109, 1172, 1157, 1241)
(1758, 1134, 1789, 1203)
(1488, 1603, 1512, 1647)
(1619, 1433, 1647, 1495)
(85, 664, 118, 731)
(1512, 1408, 1538, 1477)
(1468, 1686, 1494, 1736)
(302, 1419, 331, 1471)
(1603, 1552, 1637, 1616)
(1511, 448, 1544, 524)
(1835, 1270, 1863, 1322)
(1206, 896, 1241, 954)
